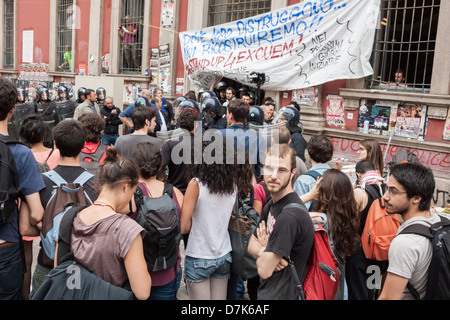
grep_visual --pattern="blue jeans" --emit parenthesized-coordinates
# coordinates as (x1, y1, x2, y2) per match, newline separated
(184, 253, 232, 283)
(149, 267, 182, 300)
(101, 134, 119, 146)
(0, 243, 23, 300)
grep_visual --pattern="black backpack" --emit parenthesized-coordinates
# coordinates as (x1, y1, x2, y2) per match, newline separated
(0, 136, 23, 224)
(400, 215, 450, 300)
(134, 182, 181, 273)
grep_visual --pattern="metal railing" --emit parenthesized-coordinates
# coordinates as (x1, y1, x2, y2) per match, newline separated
(368, 0, 441, 93)
(208, 0, 272, 26)
(56, 0, 73, 72)
(119, 0, 144, 74)
(3, 0, 14, 69)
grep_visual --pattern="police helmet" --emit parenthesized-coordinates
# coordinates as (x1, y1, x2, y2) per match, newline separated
(273, 106, 300, 127)
(247, 105, 264, 125)
(58, 85, 68, 100)
(173, 96, 189, 109)
(96, 87, 106, 100)
(178, 99, 200, 115)
(201, 97, 222, 116)
(38, 87, 50, 102)
(215, 81, 227, 91)
(17, 87, 27, 103)
(135, 97, 151, 107)
(77, 87, 86, 99)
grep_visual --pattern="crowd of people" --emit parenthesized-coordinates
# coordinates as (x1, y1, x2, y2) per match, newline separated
(0, 76, 445, 301)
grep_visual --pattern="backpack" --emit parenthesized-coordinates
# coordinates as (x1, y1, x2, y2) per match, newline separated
(388, 148, 420, 168)
(37, 149, 54, 173)
(228, 195, 260, 279)
(80, 143, 107, 175)
(284, 203, 340, 300)
(399, 215, 450, 300)
(361, 184, 402, 261)
(303, 170, 322, 211)
(40, 170, 94, 266)
(31, 204, 135, 300)
(0, 136, 23, 225)
(134, 181, 181, 272)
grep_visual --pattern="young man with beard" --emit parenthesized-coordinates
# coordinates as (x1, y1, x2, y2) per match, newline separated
(378, 162, 441, 300)
(248, 144, 314, 300)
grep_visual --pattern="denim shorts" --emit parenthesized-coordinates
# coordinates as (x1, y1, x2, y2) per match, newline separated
(184, 252, 232, 283)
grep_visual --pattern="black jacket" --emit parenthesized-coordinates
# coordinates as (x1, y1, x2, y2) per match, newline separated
(100, 105, 122, 135)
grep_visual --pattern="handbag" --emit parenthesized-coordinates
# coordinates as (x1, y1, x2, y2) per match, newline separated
(228, 195, 260, 279)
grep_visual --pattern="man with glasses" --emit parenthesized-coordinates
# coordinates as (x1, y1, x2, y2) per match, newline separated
(248, 144, 314, 300)
(378, 162, 441, 300)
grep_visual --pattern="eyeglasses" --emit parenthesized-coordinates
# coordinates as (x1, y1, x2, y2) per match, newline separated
(263, 166, 290, 176)
(385, 187, 407, 196)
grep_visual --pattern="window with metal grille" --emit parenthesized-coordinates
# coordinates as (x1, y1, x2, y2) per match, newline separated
(368, 0, 440, 93)
(3, 0, 14, 69)
(56, 0, 73, 72)
(120, 0, 144, 74)
(208, 0, 272, 26)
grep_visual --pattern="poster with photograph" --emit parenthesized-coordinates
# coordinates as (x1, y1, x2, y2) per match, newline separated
(442, 109, 450, 141)
(358, 99, 394, 135)
(150, 48, 159, 71)
(292, 86, 317, 106)
(392, 103, 427, 140)
(326, 94, 345, 127)
(159, 43, 170, 68)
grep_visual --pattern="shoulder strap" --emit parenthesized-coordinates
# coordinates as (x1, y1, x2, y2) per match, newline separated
(282, 202, 308, 214)
(43, 170, 67, 186)
(303, 170, 322, 180)
(73, 170, 95, 186)
(364, 183, 383, 201)
(399, 223, 433, 239)
(56, 205, 89, 265)
(44, 148, 54, 162)
(163, 181, 174, 197)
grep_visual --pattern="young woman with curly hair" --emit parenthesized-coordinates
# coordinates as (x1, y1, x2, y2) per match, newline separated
(301, 168, 360, 300)
(180, 135, 253, 300)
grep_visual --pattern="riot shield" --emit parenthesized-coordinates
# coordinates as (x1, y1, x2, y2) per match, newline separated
(55, 100, 76, 121)
(248, 120, 287, 149)
(156, 127, 184, 143)
(9, 103, 35, 138)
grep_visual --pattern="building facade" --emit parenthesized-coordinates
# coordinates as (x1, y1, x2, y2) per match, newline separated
(0, 0, 448, 207)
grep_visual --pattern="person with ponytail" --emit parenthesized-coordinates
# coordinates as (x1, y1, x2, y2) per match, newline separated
(68, 147, 151, 300)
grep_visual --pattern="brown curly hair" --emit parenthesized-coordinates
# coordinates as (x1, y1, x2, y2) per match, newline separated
(78, 113, 105, 143)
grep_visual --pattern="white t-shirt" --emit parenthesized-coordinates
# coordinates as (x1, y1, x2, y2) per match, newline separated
(185, 178, 236, 259)
(387, 210, 442, 300)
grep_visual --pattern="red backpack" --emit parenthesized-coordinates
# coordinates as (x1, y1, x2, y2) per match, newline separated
(284, 203, 340, 300)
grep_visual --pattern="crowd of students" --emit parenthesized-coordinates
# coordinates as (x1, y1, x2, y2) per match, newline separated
(0, 76, 445, 301)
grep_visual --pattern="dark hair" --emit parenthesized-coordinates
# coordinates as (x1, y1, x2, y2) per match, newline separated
(316, 169, 360, 257)
(0, 78, 18, 121)
(84, 89, 95, 97)
(131, 106, 157, 130)
(78, 113, 105, 143)
(131, 142, 162, 179)
(186, 135, 253, 199)
(360, 139, 384, 176)
(276, 126, 291, 145)
(53, 119, 86, 157)
(186, 90, 197, 101)
(226, 87, 236, 95)
(19, 114, 50, 145)
(97, 147, 139, 191)
(228, 99, 249, 123)
(289, 101, 300, 111)
(262, 97, 274, 104)
(389, 162, 435, 211)
(179, 108, 198, 132)
(355, 159, 376, 175)
(307, 135, 333, 163)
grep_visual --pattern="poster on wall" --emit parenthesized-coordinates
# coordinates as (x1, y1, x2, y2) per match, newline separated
(326, 94, 345, 127)
(159, 43, 170, 68)
(392, 103, 427, 140)
(161, 0, 175, 29)
(292, 86, 317, 106)
(358, 99, 394, 136)
(150, 48, 159, 71)
(442, 108, 450, 141)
